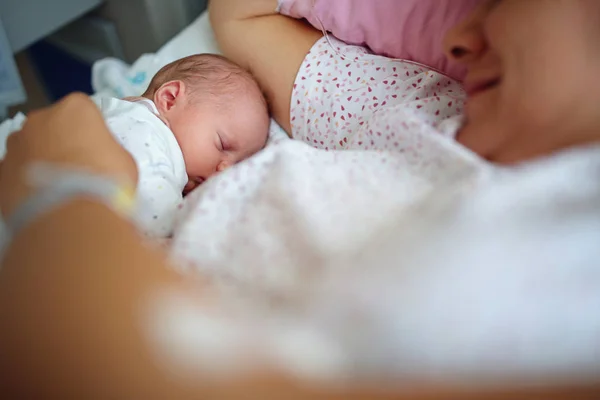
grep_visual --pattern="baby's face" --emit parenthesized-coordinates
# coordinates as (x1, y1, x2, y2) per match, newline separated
(167, 98, 268, 185)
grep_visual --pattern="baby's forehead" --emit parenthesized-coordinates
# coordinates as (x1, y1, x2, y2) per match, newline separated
(222, 100, 269, 143)
(187, 75, 263, 112)
(185, 95, 265, 127)
(193, 80, 266, 113)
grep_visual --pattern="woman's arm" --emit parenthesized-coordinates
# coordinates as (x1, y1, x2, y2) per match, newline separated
(209, 0, 322, 134)
(2, 195, 598, 400)
(0, 200, 188, 398)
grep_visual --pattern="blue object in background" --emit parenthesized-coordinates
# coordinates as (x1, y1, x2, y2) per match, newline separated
(28, 40, 93, 101)
(0, 17, 26, 108)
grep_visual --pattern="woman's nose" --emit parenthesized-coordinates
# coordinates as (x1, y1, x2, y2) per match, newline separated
(443, 9, 487, 65)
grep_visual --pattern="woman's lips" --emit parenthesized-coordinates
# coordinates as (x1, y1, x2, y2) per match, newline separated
(464, 78, 501, 97)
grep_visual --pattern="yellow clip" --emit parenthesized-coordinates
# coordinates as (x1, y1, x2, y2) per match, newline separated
(112, 185, 136, 215)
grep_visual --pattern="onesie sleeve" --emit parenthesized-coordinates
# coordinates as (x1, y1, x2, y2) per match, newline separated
(135, 165, 184, 238)
(110, 117, 186, 238)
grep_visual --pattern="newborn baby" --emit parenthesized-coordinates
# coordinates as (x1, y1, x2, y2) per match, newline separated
(96, 54, 270, 237)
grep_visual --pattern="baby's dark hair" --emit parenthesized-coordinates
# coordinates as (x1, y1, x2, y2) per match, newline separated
(143, 53, 267, 111)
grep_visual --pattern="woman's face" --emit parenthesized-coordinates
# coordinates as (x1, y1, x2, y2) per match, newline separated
(444, 0, 600, 163)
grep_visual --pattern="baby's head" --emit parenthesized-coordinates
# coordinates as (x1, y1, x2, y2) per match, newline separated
(143, 54, 269, 182)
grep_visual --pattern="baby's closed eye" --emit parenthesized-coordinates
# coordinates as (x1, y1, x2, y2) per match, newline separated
(216, 133, 225, 152)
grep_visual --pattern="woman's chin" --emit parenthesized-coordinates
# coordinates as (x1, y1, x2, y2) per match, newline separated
(465, 89, 497, 119)
(455, 118, 494, 159)
(455, 119, 473, 147)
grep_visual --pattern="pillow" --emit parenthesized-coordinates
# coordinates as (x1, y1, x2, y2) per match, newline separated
(277, 0, 480, 81)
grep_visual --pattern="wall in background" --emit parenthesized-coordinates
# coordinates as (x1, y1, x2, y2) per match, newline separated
(0, 0, 104, 53)
(97, 0, 207, 63)
(5, 0, 208, 118)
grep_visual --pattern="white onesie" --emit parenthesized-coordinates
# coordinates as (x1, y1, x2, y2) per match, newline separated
(94, 97, 188, 237)
(0, 97, 188, 238)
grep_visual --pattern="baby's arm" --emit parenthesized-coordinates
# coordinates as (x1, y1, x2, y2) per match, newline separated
(110, 118, 186, 238)
(135, 169, 184, 238)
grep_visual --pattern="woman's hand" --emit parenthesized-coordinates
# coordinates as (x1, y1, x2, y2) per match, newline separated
(0, 93, 137, 217)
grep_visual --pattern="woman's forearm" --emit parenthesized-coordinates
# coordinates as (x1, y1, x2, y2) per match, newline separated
(0, 199, 401, 399)
(0, 199, 186, 398)
(0, 199, 376, 399)
(0, 197, 415, 399)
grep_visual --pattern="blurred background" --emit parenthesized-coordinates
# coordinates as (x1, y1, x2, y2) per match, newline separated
(0, 0, 208, 119)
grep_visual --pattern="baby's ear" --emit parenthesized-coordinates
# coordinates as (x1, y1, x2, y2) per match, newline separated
(154, 80, 185, 113)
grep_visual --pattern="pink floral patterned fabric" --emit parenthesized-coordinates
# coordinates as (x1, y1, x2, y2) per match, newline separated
(290, 37, 466, 151)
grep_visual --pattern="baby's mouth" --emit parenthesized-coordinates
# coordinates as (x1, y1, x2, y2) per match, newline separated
(183, 177, 205, 195)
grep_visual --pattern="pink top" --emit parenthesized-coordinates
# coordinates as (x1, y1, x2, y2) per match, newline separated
(277, 0, 479, 81)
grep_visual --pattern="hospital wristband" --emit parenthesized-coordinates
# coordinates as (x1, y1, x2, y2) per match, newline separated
(5, 163, 136, 240)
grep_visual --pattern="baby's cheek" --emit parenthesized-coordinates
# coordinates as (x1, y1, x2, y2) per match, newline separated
(184, 147, 208, 171)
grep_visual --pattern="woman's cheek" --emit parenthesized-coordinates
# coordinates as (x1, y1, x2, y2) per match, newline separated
(465, 88, 498, 126)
